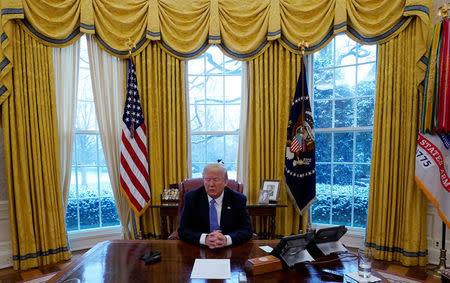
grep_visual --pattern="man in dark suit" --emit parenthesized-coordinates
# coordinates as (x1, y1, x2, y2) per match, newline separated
(178, 163, 252, 248)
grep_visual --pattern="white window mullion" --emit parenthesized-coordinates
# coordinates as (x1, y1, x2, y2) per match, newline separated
(188, 46, 242, 179)
(67, 35, 119, 233)
(310, 35, 376, 229)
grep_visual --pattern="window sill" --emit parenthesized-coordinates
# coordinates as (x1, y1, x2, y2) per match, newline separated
(68, 226, 122, 251)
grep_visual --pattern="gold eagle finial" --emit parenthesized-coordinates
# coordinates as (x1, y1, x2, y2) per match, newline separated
(298, 40, 309, 55)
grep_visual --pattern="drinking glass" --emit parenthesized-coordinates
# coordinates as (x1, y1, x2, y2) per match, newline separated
(358, 248, 373, 278)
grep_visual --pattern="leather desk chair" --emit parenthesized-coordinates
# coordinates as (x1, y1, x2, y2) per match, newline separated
(168, 177, 246, 240)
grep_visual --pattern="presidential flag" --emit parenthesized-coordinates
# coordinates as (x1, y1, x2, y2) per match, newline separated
(284, 58, 316, 214)
(415, 133, 450, 228)
(120, 57, 151, 216)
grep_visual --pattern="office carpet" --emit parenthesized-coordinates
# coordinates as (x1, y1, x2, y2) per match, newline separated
(374, 269, 425, 282)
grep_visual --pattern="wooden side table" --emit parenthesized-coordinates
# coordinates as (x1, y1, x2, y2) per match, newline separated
(247, 203, 287, 239)
(149, 204, 178, 239)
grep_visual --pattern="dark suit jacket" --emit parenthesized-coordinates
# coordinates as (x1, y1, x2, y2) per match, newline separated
(178, 186, 252, 246)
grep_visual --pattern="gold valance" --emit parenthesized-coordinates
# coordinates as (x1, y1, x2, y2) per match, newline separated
(0, 0, 432, 104)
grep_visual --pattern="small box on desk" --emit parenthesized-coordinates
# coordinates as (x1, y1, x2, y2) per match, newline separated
(244, 255, 282, 275)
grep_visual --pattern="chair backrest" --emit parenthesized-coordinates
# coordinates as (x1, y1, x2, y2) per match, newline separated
(177, 177, 243, 216)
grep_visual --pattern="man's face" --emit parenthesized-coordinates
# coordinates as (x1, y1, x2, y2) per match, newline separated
(203, 170, 227, 199)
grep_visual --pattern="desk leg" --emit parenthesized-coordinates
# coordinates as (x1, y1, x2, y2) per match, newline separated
(251, 216, 256, 237)
(168, 217, 174, 236)
(263, 216, 268, 239)
(161, 216, 168, 239)
(270, 215, 275, 239)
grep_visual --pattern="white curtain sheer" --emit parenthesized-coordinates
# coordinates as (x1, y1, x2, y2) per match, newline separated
(53, 41, 80, 213)
(86, 35, 130, 239)
(184, 61, 192, 178)
(237, 62, 250, 195)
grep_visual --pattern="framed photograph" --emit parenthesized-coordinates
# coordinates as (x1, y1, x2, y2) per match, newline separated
(258, 180, 281, 204)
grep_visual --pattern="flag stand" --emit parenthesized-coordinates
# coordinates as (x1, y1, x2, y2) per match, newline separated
(138, 216, 144, 240)
(428, 221, 448, 278)
(297, 40, 312, 236)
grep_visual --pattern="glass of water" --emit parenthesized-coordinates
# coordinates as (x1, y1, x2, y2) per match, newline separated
(358, 248, 373, 278)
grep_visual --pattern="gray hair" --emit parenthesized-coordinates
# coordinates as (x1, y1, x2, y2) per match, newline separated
(202, 163, 228, 181)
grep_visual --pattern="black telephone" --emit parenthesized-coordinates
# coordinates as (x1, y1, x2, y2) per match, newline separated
(140, 250, 162, 265)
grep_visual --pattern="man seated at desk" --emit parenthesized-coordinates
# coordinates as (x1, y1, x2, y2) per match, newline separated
(178, 163, 252, 248)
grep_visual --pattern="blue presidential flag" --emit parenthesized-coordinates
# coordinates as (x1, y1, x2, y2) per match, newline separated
(284, 59, 316, 214)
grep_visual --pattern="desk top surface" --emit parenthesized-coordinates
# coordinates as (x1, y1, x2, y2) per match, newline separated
(48, 240, 378, 283)
(150, 203, 288, 208)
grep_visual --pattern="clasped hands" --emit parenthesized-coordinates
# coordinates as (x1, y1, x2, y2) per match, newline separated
(205, 230, 226, 249)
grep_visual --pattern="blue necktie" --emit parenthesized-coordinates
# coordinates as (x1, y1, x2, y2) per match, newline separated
(209, 199, 220, 232)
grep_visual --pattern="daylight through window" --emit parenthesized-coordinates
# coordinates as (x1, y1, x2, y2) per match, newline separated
(187, 46, 242, 179)
(65, 36, 120, 231)
(311, 34, 377, 228)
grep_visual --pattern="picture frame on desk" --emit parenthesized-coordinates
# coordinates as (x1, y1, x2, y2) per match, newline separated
(258, 180, 280, 204)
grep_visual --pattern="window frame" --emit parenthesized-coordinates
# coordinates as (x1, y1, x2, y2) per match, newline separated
(66, 35, 120, 234)
(187, 47, 242, 179)
(307, 35, 377, 230)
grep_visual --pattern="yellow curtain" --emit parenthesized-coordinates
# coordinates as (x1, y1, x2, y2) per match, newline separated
(2, 24, 71, 270)
(247, 41, 305, 236)
(0, 1, 430, 104)
(366, 17, 428, 266)
(6, 0, 427, 56)
(132, 43, 188, 238)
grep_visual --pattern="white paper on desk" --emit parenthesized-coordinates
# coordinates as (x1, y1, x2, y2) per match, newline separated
(259, 245, 273, 253)
(344, 272, 381, 282)
(316, 241, 348, 255)
(190, 258, 231, 279)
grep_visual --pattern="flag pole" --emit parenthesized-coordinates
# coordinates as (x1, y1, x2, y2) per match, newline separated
(426, 3, 448, 275)
(298, 40, 309, 234)
(428, 221, 448, 277)
(125, 38, 145, 240)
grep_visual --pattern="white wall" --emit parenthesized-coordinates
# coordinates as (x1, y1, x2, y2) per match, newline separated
(0, 127, 12, 269)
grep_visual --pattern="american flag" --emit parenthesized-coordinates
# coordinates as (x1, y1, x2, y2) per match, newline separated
(120, 57, 151, 216)
(290, 136, 301, 152)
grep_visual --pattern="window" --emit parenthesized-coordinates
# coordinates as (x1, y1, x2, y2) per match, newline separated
(65, 36, 120, 231)
(311, 34, 377, 228)
(187, 46, 242, 179)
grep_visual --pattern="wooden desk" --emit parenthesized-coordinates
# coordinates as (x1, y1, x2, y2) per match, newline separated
(48, 240, 392, 283)
(151, 203, 287, 240)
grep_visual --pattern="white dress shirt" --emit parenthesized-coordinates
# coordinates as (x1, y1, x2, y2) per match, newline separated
(199, 190, 232, 246)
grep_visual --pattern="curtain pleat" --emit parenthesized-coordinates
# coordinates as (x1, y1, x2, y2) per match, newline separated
(366, 17, 428, 266)
(53, 41, 80, 213)
(237, 62, 250, 189)
(86, 35, 132, 239)
(3, 24, 70, 270)
(133, 43, 188, 238)
(246, 42, 304, 236)
(6, 0, 429, 57)
(0, 1, 431, 105)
